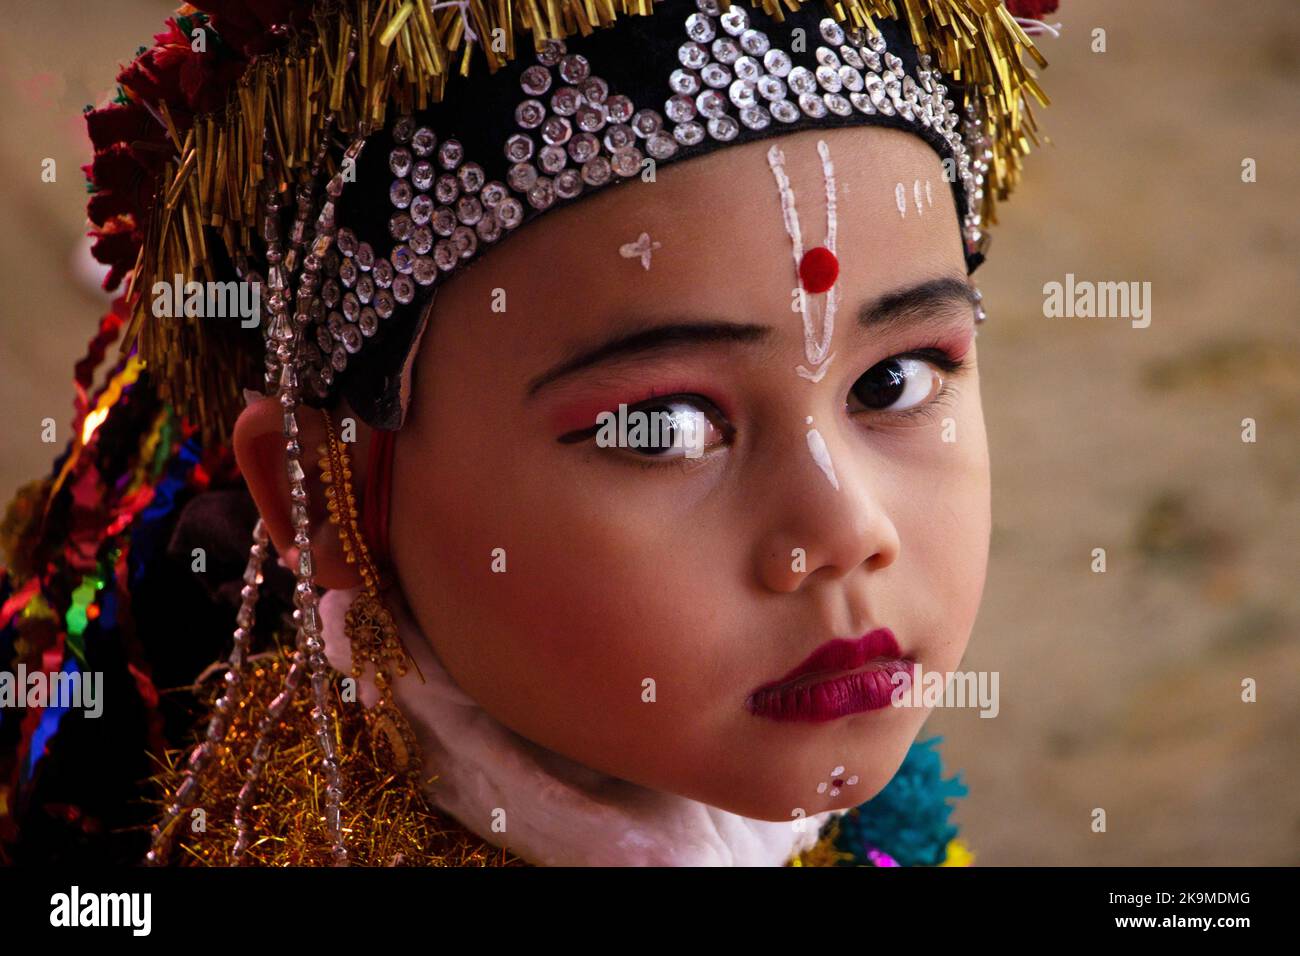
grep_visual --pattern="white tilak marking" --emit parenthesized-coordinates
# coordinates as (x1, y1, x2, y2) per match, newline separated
(768, 142, 838, 378)
(619, 231, 661, 269)
(925, 178, 934, 207)
(805, 423, 840, 491)
(895, 182, 907, 218)
(913, 178, 924, 215)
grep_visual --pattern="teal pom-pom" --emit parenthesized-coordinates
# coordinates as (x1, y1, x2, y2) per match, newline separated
(833, 736, 968, 867)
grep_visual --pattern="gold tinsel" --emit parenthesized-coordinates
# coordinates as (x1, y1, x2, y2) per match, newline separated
(151, 647, 528, 866)
(124, 0, 1047, 443)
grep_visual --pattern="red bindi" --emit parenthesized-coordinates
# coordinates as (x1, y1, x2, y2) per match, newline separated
(798, 245, 839, 294)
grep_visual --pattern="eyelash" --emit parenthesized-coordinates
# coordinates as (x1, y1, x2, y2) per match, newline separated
(562, 346, 971, 468)
(863, 346, 968, 428)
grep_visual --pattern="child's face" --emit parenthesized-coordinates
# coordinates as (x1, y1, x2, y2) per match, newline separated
(391, 125, 989, 821)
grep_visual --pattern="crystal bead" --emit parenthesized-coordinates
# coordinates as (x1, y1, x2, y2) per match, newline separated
(356, 273, 377, 303)
(673, 121, 705, 146)
(374, 289, 395, 318)
(581, 76, 608, 103)
(537, 38, 565, 67)
(686, 13, 715, 43)
(788, 67, 816, 95)
(516, 99, 546, 129)
(391, 244, 415, 274)
(734, 55, 762, 82)
(820, 18, 846, 45)
(410, 225, 433, 255)
(434, 240, 458, 271)
(359, 306, 379, 336)
(389, 211, 413, 240)
(520, 64, 552, 95)
(452, 225, 477, 258)
(712, 37, 741, 65)
(413, 257, 437, 286)
(496, 197, 524, 229)
(575, 104, 606, 133)
(740, 29, 770, 56)
(372, 258, 393, 287)
(508, 162, 539, 192)
(389, 147, 412, 177)
(702, 62, 731, 89)
(392, 116, 415, 143)
(410, 194, 433, 225)
(739, 105, 770, 130)
(458, 162, 485, 193)
(434, 173, 460, 204)
(554, 168, 584, 198)
(568, 132, 600, 163)
(542, 115, 573, 146)
(411, 126, 436, 156)
(719, 7, 748, 35)
(550, 86, 581, 117)
(558, 54, 590, 84)
(392, 274, 415, 305)
(707, 115, 739, 141)
(433, 206, 457, 236)
(336, 228, 357, 256)
(764, 49, 793, 77)
(527, 177, 555, 209)
(729, 79, 757, 109)
(505, 133, 535, 163)
(539, 144, 567, 174)
(646, 131, 679, 160)
(580, 155, 612, 186)
(678, 41, 708, 70)
(411, 159, 434, 191)
(389, 179, 413, 209)
(605, 95, 635, 124)
(669, 69, 701, 95)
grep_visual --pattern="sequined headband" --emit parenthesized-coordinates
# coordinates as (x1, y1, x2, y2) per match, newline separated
(275, 3, 998, 429)
(85, 0, 1049, 440)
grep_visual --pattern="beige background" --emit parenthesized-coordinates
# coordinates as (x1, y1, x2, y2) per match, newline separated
(1, 1, 1297, 864)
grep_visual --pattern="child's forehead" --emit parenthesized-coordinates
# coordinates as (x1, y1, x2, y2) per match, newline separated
(449, 127, 960, 307)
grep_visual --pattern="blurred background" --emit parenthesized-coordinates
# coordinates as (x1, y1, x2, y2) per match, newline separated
(1, 1, 1297, 864)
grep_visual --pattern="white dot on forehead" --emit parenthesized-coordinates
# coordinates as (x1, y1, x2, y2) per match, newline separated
(805, 415, 813, 424)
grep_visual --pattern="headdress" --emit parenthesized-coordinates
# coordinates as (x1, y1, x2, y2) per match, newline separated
(0, 0, 1054, 866)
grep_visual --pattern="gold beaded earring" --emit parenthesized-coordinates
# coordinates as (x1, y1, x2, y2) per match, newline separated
(318, 409, 424, 779)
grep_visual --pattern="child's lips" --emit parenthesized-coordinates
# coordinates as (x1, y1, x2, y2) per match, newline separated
(751, 627, 906, 697)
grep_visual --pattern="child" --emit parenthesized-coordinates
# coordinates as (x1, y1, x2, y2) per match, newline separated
(0, 0, 1053, 867)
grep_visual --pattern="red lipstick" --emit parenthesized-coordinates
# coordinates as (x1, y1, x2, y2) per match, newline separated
(746, 629, 912, 723)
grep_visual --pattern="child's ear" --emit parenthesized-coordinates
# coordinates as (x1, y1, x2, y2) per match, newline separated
(232, 396, 367, 590)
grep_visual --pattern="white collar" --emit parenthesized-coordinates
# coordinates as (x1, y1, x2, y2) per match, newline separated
(320, 586, 842, 866)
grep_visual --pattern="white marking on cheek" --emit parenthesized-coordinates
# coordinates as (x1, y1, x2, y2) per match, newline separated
(895, 182, 907, 218)
(805, 424, 840, 491)
(926, 178, 934, 207)
(913, 178, 924, 215)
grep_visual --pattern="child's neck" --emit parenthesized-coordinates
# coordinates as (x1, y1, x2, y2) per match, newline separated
(319, 585, 842, 866)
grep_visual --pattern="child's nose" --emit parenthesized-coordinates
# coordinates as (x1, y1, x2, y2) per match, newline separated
(751, 417, 901, 593)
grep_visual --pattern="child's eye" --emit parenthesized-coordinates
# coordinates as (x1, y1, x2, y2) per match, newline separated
(847, 354, 949, 414)
(559, 394, 733, 463)
(615, 398, 728, 459)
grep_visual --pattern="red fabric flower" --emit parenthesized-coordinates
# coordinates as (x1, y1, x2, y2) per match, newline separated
(1005, 0, 1060, 19)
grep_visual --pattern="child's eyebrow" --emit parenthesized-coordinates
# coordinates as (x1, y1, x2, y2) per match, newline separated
(526, 321, 771, 397)
(526, 274, 977, 398)
(859, 275, 979, 334)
